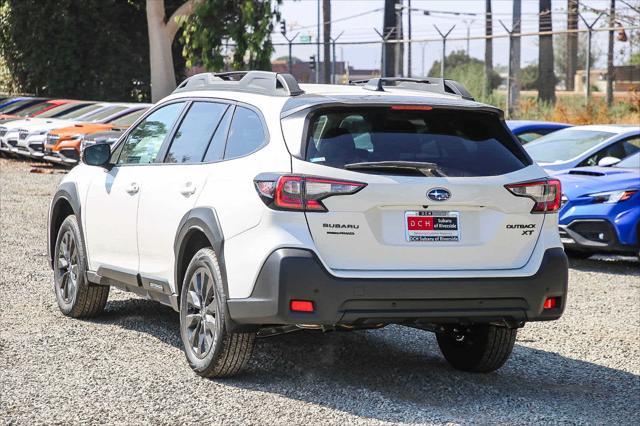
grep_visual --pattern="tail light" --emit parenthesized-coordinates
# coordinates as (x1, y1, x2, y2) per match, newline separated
(254, 174, 366, 212)
(505, 179, 561, 213)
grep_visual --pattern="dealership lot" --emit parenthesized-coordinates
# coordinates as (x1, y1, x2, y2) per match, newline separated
(1, 157, 639, 424)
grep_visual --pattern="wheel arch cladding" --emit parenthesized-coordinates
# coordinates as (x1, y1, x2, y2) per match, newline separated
(174, 207, 227, 300)
(48, 182, 83, 269)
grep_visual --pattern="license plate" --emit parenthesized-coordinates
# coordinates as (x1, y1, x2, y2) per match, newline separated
(405, 210, 460, 242)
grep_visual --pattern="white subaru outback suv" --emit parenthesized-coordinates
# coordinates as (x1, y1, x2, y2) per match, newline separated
(48, 71, 568, 377)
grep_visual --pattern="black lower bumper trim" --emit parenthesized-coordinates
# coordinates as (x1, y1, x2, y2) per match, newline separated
(560, 220, 638, 255)
(227, 248, 569, 327)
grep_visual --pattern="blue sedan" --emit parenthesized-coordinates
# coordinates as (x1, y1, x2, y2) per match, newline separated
(506, 120, 571, 144)
(555, 152, 640, 258)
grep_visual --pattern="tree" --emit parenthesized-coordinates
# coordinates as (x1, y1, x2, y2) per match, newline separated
(538, 0, 556, 103)
(0, 0, 152, 101)
(565, 0, 579, 91)
(322, 0, 331, 84)
(428, 50, 501, 98)
(180, 0, 281, 74)
(484, 0, 493, 97)
(146, 0, 201, 102)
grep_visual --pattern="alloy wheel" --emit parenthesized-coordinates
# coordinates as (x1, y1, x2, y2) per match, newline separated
(184, 267, 218, 358)
(56, 230, 78, 303)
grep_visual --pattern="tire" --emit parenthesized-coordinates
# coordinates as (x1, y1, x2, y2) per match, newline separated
(179, 248, 256, 378)
(565, 249, 592, 259)
(436, 325, 517, 373)
(53, 215, 109, 317)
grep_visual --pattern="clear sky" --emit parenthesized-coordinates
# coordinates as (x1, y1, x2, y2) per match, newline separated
(272, 0, 638, 74)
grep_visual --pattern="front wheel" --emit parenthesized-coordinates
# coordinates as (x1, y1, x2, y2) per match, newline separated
(53, 215, 109, 317)
(179, 248, 255, 378)
(436, 324, 517, 373)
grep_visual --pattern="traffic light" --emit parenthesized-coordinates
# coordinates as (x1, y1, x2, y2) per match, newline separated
(309, 55, 316, 70)
(280, 20, 286, 35)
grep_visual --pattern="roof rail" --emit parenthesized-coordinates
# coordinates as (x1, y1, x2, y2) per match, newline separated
(349, 77, 474, 101)
(173, 71, 304, 97)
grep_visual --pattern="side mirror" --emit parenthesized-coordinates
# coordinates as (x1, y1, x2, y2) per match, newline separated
(82, 143, 112, 168)
(597, 156, 620, 167)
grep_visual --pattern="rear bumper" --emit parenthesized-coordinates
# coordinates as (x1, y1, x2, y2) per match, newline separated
(227, 247, 568, 327)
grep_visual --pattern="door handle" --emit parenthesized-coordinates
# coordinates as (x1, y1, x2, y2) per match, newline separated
(126, 182, 139, 195)
(180, 182, 197, 197)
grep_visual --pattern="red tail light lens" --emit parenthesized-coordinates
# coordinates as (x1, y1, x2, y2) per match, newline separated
(543, 297, 560, 310)
(255, 174, 366, 212)
(505, 179, 562, 213)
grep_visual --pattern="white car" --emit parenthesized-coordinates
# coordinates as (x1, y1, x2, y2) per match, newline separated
(48, 72, 568, 377)
(0, 102, 108, 154)
(13, 103, 141, 158)
(525, 125, 640, 172)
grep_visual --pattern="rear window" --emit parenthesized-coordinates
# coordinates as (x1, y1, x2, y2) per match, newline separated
(304, 108, 529, 177)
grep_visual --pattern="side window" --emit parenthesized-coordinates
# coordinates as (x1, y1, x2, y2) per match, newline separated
(118, 102, 185, 165)
(579, 141, 628, 167)
(203, 106, 233, 162)
(165, 102, 228, 164)
(516, 132, 543, 144)
(622, 136, 640, 156)
(223, 107, 267, 160)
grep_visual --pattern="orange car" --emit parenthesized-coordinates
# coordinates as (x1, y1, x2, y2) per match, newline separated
(45, 106, 148, 164)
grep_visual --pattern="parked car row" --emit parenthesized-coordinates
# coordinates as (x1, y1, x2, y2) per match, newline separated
(0, 96, 150, 165)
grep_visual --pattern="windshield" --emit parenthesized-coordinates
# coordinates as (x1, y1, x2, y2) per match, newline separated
(38, 103, 83, 118)
(0, 99, 35, 113)
(11, 101, 55, 117)
(304, 107, 529, 177)
(61, 104, 102, 119)
(525, 129, 614, 163)
(84, 105, 127, 122)
(110, 109, 145, 127)
(615, 152, 640, 168)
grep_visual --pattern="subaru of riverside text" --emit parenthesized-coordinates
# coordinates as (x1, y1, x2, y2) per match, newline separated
(48, 71, 568, 377)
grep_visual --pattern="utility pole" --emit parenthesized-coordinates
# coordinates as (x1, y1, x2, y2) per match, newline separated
(606, 0, 616, 107)
(323, 0, 331, 84)
(316, 0, 320, 83)
(510, 0, 522, 117)
(330, 31, 344, 84)
(374, 28, 394, 77)
(394, 1, 402, 76)
(462, 19, 475, 55)
(579, 12, 604, 104)
(434, 24, 456, 91)
(566, 0, 579, 91)
(407, 0, 413, 77)
(485, 0, 493, 97)
(280, 20, 299, 74)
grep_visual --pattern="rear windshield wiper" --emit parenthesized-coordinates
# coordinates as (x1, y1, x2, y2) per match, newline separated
(344, 161, 447, 177)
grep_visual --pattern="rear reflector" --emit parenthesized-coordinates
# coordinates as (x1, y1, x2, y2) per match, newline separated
(290, 300, 315, 313)
(543, 297, 559, 310)
(255, 174, 366, 212)
(505, 179, 562, 213)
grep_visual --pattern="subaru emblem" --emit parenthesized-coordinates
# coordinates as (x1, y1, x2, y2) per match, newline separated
(427, 188, 451, 202)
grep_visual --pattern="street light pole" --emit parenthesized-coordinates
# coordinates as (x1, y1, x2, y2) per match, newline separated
(330, 31, 344, 84)
(434, 24, 456, 91)
(408, 0, 413, 77)
(316, 0, 321, 83)
(579, 12, 604, 105)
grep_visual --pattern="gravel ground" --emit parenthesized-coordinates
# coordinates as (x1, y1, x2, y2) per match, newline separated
(1, 157, 639, 425)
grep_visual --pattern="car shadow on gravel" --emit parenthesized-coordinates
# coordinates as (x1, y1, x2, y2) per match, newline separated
(568, 255, 639, 277)
(93, 297, 639, 424)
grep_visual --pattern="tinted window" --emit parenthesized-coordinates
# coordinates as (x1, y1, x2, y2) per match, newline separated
(38, 103, 87, 118)
(224, 107, 266, 159)
(165, 102, 228, 164)
(516, 132, 543, 144)
(9, 101, 54, 116)
(62, 104, 103, 120)
(118, 102, 185, 165)
(615, 152, 640, 168)
(525, 129, 614, 163)
(0, 99, 33, 113)
(579, 140, 632, 167)
(203, 106, 233, 162)
(305, 108, 528, 177)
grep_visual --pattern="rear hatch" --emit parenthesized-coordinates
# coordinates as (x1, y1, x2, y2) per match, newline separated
(290, 106, 549, 272)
